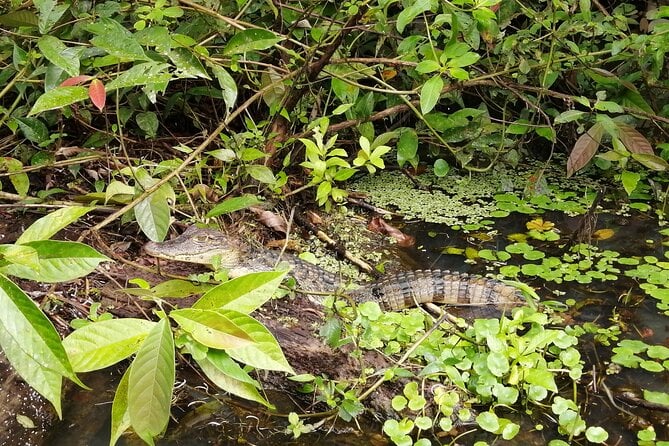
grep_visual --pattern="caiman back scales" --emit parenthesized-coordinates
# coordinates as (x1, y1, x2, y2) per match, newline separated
(145, 226, 526, 312)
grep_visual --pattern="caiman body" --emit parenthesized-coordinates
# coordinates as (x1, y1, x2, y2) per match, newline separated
(145, 226, 525, 311)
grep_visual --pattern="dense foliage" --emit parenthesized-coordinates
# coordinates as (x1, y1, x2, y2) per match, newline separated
(0, 0, 668, 445)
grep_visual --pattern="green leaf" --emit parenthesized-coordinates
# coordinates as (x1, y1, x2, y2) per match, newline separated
(38, 35, 79, 76)
(420, 75, 443, 115)
(90, 18, 148, 62)
(620, 170, 640, 195)
(15, 117, 49, 144)
(245, 165, 276, 184)
(210, 65, 237, 112)
(223, 29, 282, 55)
(415, 60, 441, 74)
(17, 207, 94, 244)
(476, 411, 500, 432)
(105, 62, 172, 91)
(525, 368, 558, 392)
(196, 351, 273, 408)
(29, 86, 89, 115)
(433, 159, 450, 177)
(0, 244, 39, 269)
(168, 47, 210, 79)
(194, 271, 287, 314)
(0, 241, 109, 282)
(135, 184, 174, 242)
(643, 390, 669, 406)
(632, 153, 669, 171)
(136, 111, 159, 138)
(585, 426, 609, 443)
(218, 311, 294, 373)
(34, 0, 69, 34)
(0, 157, 30, 196)
(0, 274, 82, 417)
(110, 369, 131, 446)
(123, 279, 212, 299)
(128, 319, 175, 443)
(63, 318, 155, 372)
(396, 0, 432, 33)
(397, 128, 418, 167)
(206, 195, 263, 218)
(487, 352, 510, 376)
(170, 309, 254, 349)
(0, 10, 39, 28)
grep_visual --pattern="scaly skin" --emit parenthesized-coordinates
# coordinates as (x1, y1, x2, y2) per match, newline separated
(145, 226, 525, 311)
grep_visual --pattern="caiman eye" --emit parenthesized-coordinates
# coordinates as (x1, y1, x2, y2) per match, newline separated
(193, 235, 208, 242)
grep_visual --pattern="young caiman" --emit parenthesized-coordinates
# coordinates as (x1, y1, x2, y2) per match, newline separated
(144, 225, 526, 312)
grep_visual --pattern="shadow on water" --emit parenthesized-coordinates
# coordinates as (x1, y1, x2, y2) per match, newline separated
(45, 211, 668, 444)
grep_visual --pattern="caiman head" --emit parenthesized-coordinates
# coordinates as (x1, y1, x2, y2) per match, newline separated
(144, 225, 248, 269)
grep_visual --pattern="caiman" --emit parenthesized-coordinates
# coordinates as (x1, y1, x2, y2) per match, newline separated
(144, 225, 527, 312)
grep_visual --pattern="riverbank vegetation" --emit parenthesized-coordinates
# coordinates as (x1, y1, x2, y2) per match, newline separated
(0, 0, 668, 444)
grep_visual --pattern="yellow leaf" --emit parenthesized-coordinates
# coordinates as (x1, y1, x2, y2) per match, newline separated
(526, 218, 555, 232)
(593, 228, 615, 240)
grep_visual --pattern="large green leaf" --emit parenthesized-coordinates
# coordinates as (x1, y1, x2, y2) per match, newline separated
(34, 0, 69, 34)
(0, 274, 82, 417)
(170, 309, 254, 349)
(222, 29, 282, 55)
(196, 350, 273, 408)
(110, 368, 131, 446)
(63, 319, 155, 372)
(135, 184, 173, 242)
(38, 35, 79, 76)
(193, 271, 287, 313)
(0, 10, 39, 28)
(0, 241, 109, 282)
(89, 18, 149, 62)
(396, 0, 431, 33)
(219, 310, 294, 374)
(128, 319, 175, 444)
(210, 65, 237, 112)
(29, 86, 89, 115)
(205, 195, 263, 218)
(17, 206, 94, 244)
(420, 75, 443, 115)
(0, 244, 39, 270)
(105, 62, 172, 91)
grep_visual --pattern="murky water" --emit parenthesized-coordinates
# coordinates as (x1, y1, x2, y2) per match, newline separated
(37, 212, 669, 444)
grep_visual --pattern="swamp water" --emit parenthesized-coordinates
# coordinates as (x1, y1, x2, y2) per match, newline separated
(38, 209, 669, 445)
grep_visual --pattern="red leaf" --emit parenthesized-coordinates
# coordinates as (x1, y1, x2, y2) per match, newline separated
(88, 79, 106, 111)
(617, 124, 653, 155)
(567, 123, 604, 177)
(60, 75, 93, 87)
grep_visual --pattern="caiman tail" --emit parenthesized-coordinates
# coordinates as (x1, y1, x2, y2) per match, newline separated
(145, 226, 527, 312)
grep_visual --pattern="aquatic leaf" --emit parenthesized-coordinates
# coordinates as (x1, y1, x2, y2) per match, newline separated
(194, 271, 287, 313)
(110, 369, 131, 446)
(63, 318, 155, 372)
(128, 319, 175, 444)
(17, 206, 94, 243)
(526, 217, 554, 232)
(593, 228, 614, 240)
(525, 368, 558, 392)
(643, 390, 669, 407)
(170, 309, 254, 349)
(0, 241, 109, 282)
(567, 123, 604, 177)
(219, 311, 294, 374)
(476, 411, 500, 432)
(0, 274, 82, 417)
(206, 195, 263, 218)
(196, 351, 273, 408)
(617, 124, 653, 154)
